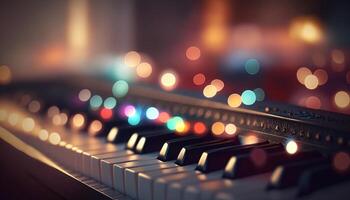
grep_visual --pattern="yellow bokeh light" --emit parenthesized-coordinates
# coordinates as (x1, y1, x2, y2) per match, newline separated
(334, 91, 350, 108)
(227, 93, 242, 108)
(225, 123, 237, 135)
(160, 71, 177, 90)
(211, 79, 224, 91)
(286, 140, 298, 154)
(304, 74, 319, 90)
(124, 51, 141, 67)
(203, 85, 217, 98)
(0, 109, 8, 121)
(88, 120, 103, 136)
(8, 113, 19, 126)
(296, 67, 312, 85)
(211, 121, 225, 136)
(331, 49, 345, 65)
(22, 117, 35, 132)
(186, 46, 201, 61)
(289, 18, 322, 44)
(0, 65, 11, 85)
(47, 106, 60, 118)
(49, 132, 61, 145)
(38, 129, 49, 141)
(136, 62, 152, 78)
(71, 113, 85, 129)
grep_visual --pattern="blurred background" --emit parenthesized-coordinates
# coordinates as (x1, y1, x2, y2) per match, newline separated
(0, 0, 349, 114)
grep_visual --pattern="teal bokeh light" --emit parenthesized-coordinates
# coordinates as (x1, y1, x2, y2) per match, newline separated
(244, 59, 260, 75)
(166, 116, 183, 130)
(112, 80, 129, 98)
(146, 107, 159, 120)
(253, 88, 265, 101)
(241, 90, 256, 105)
(90, 95, 103, 109)
(104, 97, 117, 109)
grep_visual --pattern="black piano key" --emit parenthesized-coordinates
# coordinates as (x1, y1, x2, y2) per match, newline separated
(125, 129, 170, 150)
(224, 150, 321, 179)
(175, 138, 240, 166)
(106, 123, 165, 143)
(297, 164, 350, 196)
(135, 130, 178, 154)
(267, 157, 328, 190)
(157, 135, 214, 161)
(196, 142, 280, 173)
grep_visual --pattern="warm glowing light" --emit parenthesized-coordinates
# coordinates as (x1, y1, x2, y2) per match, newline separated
(211, 79, 224, 92)
(166, 116, 183, 131)
(112, 80, 129, 98)
(124, 105, 136, 117)
(186, 46, 201, 61)
(158, 112, 170, 123)
(193, 73, 206, 86)
(104, 97, 117, 109)
(107, 127, 118, 142)
(193, 122, 206, 135)
(334, 91, 350, 108)
(28, 100, 41, 113)
(241, 134, 260, 145)
(211, 121, 225, 136)
(241, 90, 256, 105)
(313, 69, 328, 86)
(203, 85, 217, 98)
(0, 65, 11, 84)
(331, 49, 345, 65)
(68, 0, 88, 60)
(124, 51, 141, 67)
(296, 67, 312, 85)
(289, 18, 322, 43)
(225, 123, 237, 135)
(304, 74, 319, 90)
(175, 120, 187, 133)
(90, 95, 103, 109)
(286, 140, 298, 154)
(160, 71, 177, 91)
(38, 129, 49, 141)
(47, 106, 60, 118)
(8, 113, 19, 126)
(227, 93, 241, 108)
(333, 152, 350, 172)
(22, 117, 35, 132)
(146, 107, 159, 120)
(49, 132, 61, 145)
(71, 113, 85, 129)
(305, 96, 321, 109)
(79, 89, 91, 102)
(136, 62, 152, 78)
(0, 109, 7, 121)
(100, 108, 113, 120)
(245, 59, 260, 75)
(88, 120, 103, 136)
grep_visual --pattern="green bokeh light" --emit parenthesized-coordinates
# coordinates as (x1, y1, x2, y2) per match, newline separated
(112, 80, 129, 98)
(245, 59, 260, 75)
(104, 97, 117, 109)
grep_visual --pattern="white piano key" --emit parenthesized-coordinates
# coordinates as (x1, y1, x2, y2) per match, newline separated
(137, 164, 197, 200)
(100, 153, 158, 187)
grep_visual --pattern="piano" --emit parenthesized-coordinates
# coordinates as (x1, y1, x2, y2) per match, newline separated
(0, 77, 349, 200)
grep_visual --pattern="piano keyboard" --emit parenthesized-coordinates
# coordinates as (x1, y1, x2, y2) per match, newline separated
(0, 78, 349, 200)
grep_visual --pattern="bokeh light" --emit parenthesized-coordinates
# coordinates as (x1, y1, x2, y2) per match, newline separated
(8, 113, 19, 126)
(227, 93, 241, 108)
(296, 67, 312, 85)
(0, 109, 7, 121)
(104, 97, 117, 109)
(211, 121, 225, 136)
(331, 49, 345, 65)
(305, 96, 321, 109)
(112, 80, 129, 98)
(38, 129, 49, 141)
(124, 51, 141, 67)
(146, 107, 159, 120)
(253, 88, 265, 101)
(22, 117, 35, 132)
(285, 140, 298, 154)
(100, 108, 113, 120)
(193, 73, 206, 86)
(186, 46, 201, 61)
(90, 95, 103, 109)
(313, 69, 328, 86)
(241, 90, 256, 105)
(49, 132, 61, 145)
(79, 89, 91, 102)
(88, 120, 103, 136)
(203, 85, 217, 98)
(128, 114, 141, 126)
(245, 59, 260, 75)
(158, 112, 170, 123)
(333, 152, 350, 173)
(334, 91, 350, 108)
(47, 106, 60, 118)
(166, 116, 183, 131)
(193, 122, 206, 135)
(225, 123, 237, 135)
(28, 100, 41, 113)
(124, 105, 136, 117)
(0, 65, 11, 85)
(211, 79, 224, 91)
(160, 71, 177, 91)
(289, 18, 322, 43)
(71, 113, 85, 129)
(304, 74, 319, 90)
(136, 62, 153, 78)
